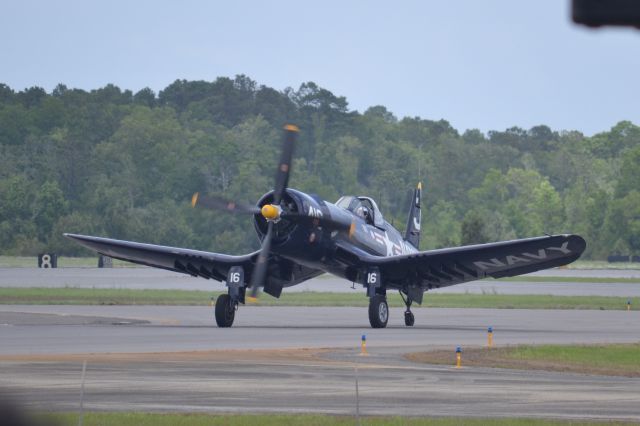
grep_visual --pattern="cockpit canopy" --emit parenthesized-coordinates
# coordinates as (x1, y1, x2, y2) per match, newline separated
(335, 195, 385, 228)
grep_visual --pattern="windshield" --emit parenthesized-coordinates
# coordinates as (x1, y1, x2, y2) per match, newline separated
(336, 195, 376, 224)
(337, 195, 385, 228)
(335, 196, 361, 212)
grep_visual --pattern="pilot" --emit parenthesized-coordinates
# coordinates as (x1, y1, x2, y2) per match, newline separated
(355, 206, 373, 225)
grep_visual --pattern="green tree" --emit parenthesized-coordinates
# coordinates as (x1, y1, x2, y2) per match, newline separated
(616, 145, 640, 198)
(133, 87, 156, 107)
(604, 191, 640, 254)
(460, 210, 489, 245)
(0, 79, 638, 258)
(0, 175, 36, 249)
(424, 200, 460, 249)
(49, 211, 100, 255)
(33, 181, 69, 241)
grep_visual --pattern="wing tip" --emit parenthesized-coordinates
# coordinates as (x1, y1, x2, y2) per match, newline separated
(569, 234, 587, 254)
(63, 233, 89, 241)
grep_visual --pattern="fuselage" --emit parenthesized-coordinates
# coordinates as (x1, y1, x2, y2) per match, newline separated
(254, 188, 417, 285)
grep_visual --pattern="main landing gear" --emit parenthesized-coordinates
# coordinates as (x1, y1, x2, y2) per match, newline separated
(368, 294, 389, 328)
(215, 266, 244, 328)
(215, 294, 237, 327)
(399, 291, 415, 327)
(367, 291, 415, 328)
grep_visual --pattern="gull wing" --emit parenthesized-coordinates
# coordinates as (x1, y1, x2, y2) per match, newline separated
(64, 233, 256, 281)
(64, 233, 322, 296)
(359, 234, 586, 290)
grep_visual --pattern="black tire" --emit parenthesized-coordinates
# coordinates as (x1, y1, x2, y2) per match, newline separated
(368, 295, 388, 328)
(404, 311, 415, 327)
(215, 294, 235, 328)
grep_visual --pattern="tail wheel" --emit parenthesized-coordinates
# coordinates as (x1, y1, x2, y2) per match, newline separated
(368, 295, 388, 328)
(404, 311, 415, 327)
(215, 294, 236, 327)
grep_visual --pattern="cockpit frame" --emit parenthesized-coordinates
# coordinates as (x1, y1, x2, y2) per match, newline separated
(335, 195, 386, 229)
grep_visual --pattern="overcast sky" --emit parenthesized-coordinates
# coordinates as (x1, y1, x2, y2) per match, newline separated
(2, 0, 639, 135)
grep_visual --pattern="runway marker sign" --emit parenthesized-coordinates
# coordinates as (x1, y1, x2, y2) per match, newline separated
(38, 253, 57, 268)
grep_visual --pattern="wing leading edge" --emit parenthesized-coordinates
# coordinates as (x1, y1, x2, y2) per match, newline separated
(63, 233, 323, 295)
(357, 234, 586, 291)
(64, 233, 256, 281)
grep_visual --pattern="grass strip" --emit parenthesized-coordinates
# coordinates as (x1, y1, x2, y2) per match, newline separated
(3, 256, 640, 271)
(0, 287, 636, 310)
(407, 343, 640, 377)
(569, 260, 640, 270)
(496, 276, 640, 284)
(0, 255, 136, 268)
(34, 412, 632, 426)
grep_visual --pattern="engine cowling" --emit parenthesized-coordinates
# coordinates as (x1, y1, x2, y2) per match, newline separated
(253, 189, 303, 245)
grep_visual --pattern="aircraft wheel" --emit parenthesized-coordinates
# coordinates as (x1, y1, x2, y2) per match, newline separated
(404, 311, 415, 327)
(368, 295, 388, 328)
(215, 294, 236, 327)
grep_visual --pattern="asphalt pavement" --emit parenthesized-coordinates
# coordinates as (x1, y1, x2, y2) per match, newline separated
(1, 267, 640, 420)
(0, 305, 639, 355)
(0, 305, 639, 420)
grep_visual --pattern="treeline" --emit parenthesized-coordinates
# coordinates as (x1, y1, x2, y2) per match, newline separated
(1, 76, 639, 259)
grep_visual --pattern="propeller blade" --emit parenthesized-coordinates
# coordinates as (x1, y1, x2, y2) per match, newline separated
(247, 221, 274, 301)
(272, 124, 298, 205)
(191, 193, 261, 215)
(195, 125, 300, 302)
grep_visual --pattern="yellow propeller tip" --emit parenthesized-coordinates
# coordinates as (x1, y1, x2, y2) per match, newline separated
(284, 124, 299, 132)
(417, 182, 422, 190)
(247, 296, 258, 304)
(191, 192, 199, 207)
(261, 204, 279, 220)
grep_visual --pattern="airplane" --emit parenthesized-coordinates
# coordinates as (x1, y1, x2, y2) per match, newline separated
(65, 124, 586, 328)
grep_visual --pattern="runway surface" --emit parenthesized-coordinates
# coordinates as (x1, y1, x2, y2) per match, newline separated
(2, 305, 640, 354)
(1, 305, 639, 420)
(2, 267, 640, 296)
(3, 351, 639, 420)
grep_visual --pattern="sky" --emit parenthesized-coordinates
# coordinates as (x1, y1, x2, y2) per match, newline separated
(1, 0, 639, 135)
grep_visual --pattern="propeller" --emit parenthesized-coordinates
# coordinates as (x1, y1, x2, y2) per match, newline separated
(273, 124, 298, 204)
(247, 124, 299, 300)
(247, 221, 274, 301)
(192, 124, 300, 301)
(191, 193, 260, 215)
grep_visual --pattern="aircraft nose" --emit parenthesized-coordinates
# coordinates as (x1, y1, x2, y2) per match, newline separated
(261, 204, 280, 221)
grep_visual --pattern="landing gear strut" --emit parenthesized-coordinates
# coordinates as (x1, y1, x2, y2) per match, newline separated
(215, 294, 237, 327)
(368, 294, 389, 328)
(399, 291, 415, 327)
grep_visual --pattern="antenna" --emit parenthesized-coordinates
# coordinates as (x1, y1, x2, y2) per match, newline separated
(417, 159, 422, 182)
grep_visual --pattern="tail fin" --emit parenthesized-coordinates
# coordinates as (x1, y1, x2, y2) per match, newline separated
(404, 182, 422, 250)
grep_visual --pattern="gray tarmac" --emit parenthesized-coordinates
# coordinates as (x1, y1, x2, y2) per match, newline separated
(2, 267, 640, 296)
(1, 267, 640, 420)
(1, 305, 639, 420)
(1, 305, 639, 354)
(3, 353, 640, 420)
